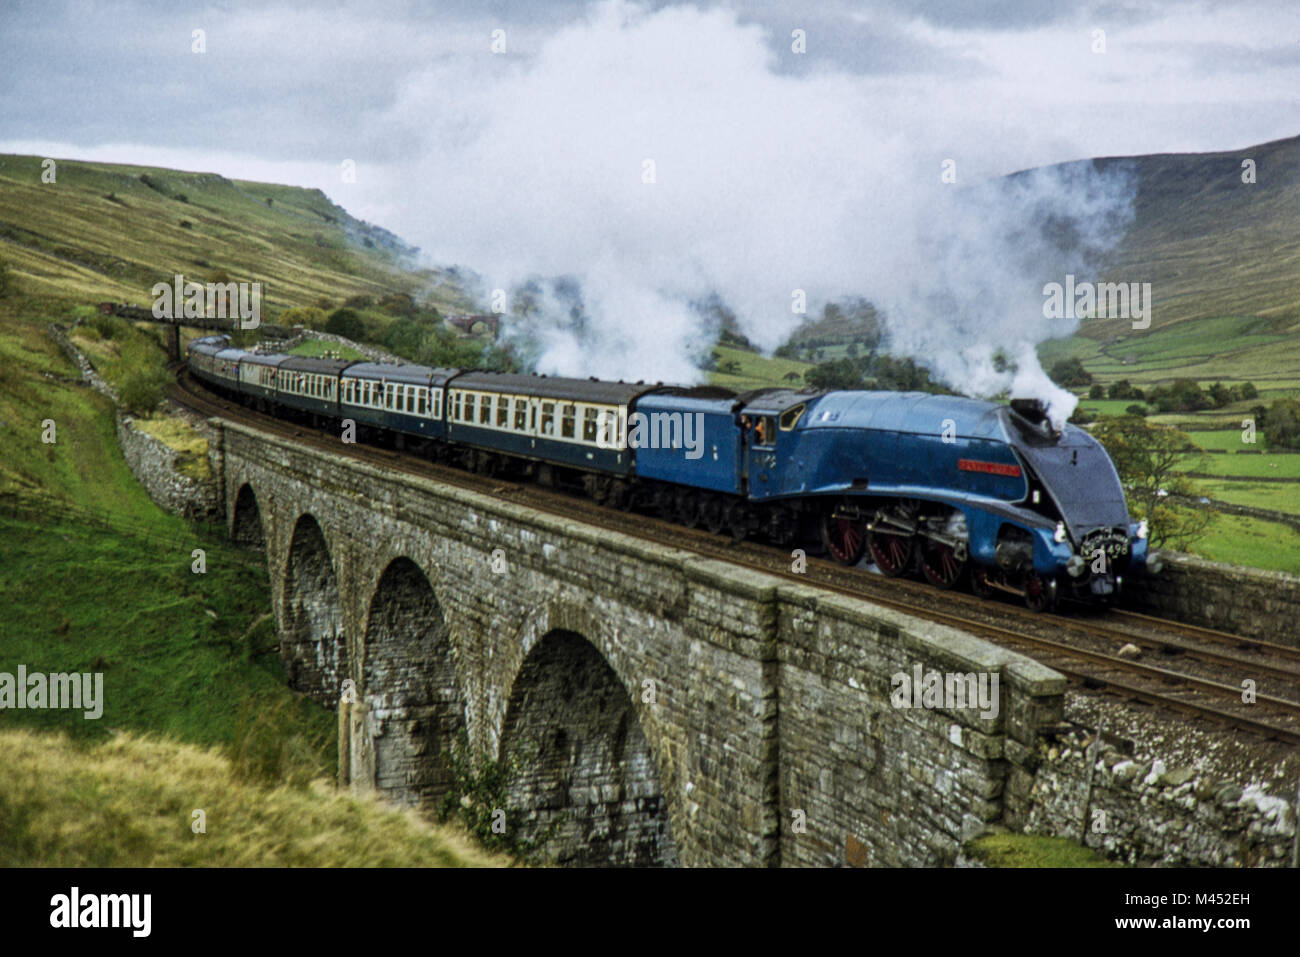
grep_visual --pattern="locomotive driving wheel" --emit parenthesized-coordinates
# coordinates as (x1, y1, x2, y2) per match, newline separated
(920, 539, 966, 589)
(821, 514, 866, 565)
(867, 529, 915, 577)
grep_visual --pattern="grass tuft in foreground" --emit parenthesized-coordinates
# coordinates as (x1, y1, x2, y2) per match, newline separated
(963, 833, 1121, 868)
(0, 729, 509, 867)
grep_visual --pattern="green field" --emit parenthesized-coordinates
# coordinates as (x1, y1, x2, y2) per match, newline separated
(1040, 312, 1300, 569)
(288, 337, 368, 359)
(1041, 315, 1300, 402)
(708, 343, 813, 391)
(1191, 512, 1300, 571)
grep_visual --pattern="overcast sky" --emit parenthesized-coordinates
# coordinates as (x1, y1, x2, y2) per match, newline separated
(3, 0, 1298, 230)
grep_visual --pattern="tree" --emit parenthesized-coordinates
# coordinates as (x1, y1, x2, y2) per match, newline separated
(1240, 382, 1258, 400)
(1089, 384, 1105, 400)
(1048, 357, 1092, 387)
(324, 308, 366, 341)
(1107, 379, 1142, 400)
(1149, 378, 1210, 412)
(384, 317, 426, 360)
(1089, 415, 1210, 550)
(805, 358, 863, 391)
(1262, 398, 1300, 450)
(1207, 382, 1232, 408)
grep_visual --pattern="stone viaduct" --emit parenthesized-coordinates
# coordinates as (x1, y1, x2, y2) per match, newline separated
(208, 416, 1079, 868)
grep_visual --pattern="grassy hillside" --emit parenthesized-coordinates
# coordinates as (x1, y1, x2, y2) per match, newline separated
(0, 294, 339, 762)
(0, 730, 505, 867)
(1081, 133, 1300, 331)
(0, 153, 477, 316)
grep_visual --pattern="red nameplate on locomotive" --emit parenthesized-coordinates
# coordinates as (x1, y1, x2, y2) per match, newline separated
(957, 459, 1022, 478)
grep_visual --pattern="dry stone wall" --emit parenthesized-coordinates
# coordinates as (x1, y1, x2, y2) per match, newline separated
(1126, 552, 1300, 646)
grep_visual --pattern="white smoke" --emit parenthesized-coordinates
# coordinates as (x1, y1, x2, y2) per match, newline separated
(383, 1, 1136, 417)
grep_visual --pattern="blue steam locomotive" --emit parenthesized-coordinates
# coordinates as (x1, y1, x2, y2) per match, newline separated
(188, 335, 1149, 610)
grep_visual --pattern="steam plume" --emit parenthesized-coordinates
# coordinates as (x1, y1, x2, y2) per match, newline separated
(383, 1, 1136, 422)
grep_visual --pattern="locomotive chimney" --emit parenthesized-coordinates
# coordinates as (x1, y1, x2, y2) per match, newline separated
(1010, 397, 1061, 438)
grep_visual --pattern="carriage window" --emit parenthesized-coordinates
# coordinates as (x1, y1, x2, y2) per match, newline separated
(515, 399, 527, 430)
(754, 415, 777, 447)
(561, 404, 576, 439)
(432, 390, 441, 417)
(418, 389, 427, 415)
(541, 402, 555, 435)
(406, 387, 414, 413)
(583, 408, 600, 442)
(497, 397, 510, 427)
(464, 393, 476, 423)
(480, 395, 493, 424)
(452, 392, 461, 420)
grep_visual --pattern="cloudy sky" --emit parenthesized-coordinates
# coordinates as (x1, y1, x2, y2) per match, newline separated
(2, 0, 1297, 407)
(3, 0, 1297, 226)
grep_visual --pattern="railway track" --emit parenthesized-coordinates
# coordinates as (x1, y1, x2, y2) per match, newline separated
(170, 369, 1300, 747)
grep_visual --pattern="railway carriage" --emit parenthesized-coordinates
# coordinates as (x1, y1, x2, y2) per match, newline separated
(445, 371, 647, 475)
(276, 356, 350, 419)
(186, 335, 242, 393)
(237, 351, 290, 408)
(339, 362, 454, 442)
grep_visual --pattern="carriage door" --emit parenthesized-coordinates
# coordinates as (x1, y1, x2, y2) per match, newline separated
(744, 414, 778, 496)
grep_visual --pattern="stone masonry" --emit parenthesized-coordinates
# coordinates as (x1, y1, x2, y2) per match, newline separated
(1126, 551, 1300, 646)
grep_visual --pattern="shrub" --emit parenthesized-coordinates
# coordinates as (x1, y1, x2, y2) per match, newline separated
(1262, 398, 1300, 450)
(118, 368, 168, 412)
(278, 306, 327, 329)
(1088, 384, 1105, 399)
(90, 313, 127, 339)
(324, 308, 366, 341)
(1049, 357, 1092, 387)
